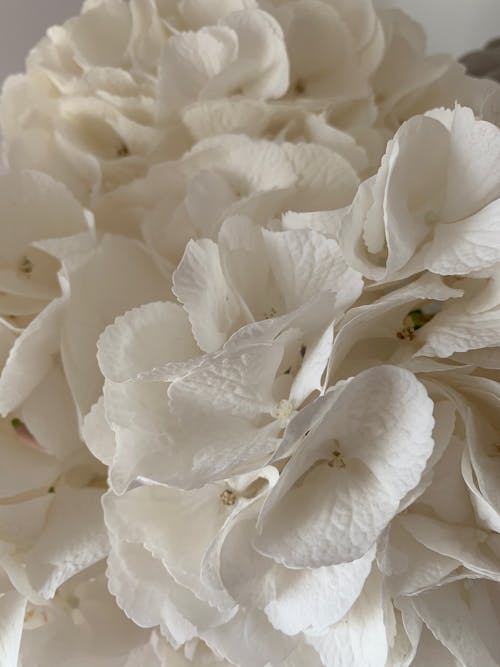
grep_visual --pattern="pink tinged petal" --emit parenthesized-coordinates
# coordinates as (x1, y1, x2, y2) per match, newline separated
(0, 424, 59, 499)
(0, 297, 64, 417)
(20, 363, 81, 460)
(9, 418, 42, 451)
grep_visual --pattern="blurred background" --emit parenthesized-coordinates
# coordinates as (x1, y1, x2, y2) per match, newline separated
(0, 0, 499, 86)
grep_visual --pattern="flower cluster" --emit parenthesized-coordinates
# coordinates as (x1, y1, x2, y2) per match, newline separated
(0, 1, 500, 666)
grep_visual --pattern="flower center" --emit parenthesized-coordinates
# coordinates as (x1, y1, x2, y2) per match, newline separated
(18, 255, 33, 276)
(271, 399, 296, 428)
(327, 449, 346, 469)
(220, 488, 237, 506)
(396, 309, 434, 341)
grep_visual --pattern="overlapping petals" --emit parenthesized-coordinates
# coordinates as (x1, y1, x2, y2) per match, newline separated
(1, 0, 500, 665)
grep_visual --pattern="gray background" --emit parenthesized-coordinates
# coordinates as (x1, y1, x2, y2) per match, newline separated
(0, 0, 499, 87)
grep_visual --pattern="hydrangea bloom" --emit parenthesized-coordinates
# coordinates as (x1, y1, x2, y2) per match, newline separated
(0, 1, 500, 665)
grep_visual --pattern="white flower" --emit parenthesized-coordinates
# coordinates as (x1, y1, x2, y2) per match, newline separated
(94, 133, 359, 248)
(408, 579, 500, 666)
(256, 365, 435, 568)
(157, 8, 289, 119)
(1, 0, 500, 664)
(373, 9, 499, 130)
(339, 106, 500, 283)
(173, 215, 362, 352)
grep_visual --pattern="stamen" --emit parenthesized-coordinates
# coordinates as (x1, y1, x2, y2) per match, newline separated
(19, 256, 33, 276)
(220, 488, 237, 506)
(396, 309, 434, 341)
(271, 399, 296, 428)
(294, 80, 306, 95)
(294, 440, 345, 487)
(264, 307, 277, 319)
(327, 450, 346, 469)
(116, 143, 129, 157)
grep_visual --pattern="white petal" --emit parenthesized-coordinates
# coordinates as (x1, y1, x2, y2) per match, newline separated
(170, 343, 282, 421)
(202, 607, 295, 667)
(306, 571, 388, 667)
(107, 540, 229, 647)
(172, 240, 241, 353)
(0, 590, 26, 667)
(97, 301, 198, 382)
(382, 520, 459, 598)
(416, 299, 500, 358)
(158, 26, 238, 117)
(329, 273, 462, 378)
(220, 512, 374, 635)
(262, 228, 363, 313)
(0, 423, 59, 498)
(422, 198, 500, 275)
(411, 583, 499, 667)
(443, 106, 500, 222)
(61, 235, 168, 417)
(410, 626, 459, 667)
(0, 297, 64, 417)
(103, 484, 237, 609)
(282, 142, 359, 211)
(81, 396, 116, 466)
(400, 514, 500, 580)
(24, 486, 109, 599)
(21, 362, 81, 460)
(213, 9, 289, 99)
(186, 134, 296, 193)
(257, 366, 435, 567)
(0, 170, 87, 260)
